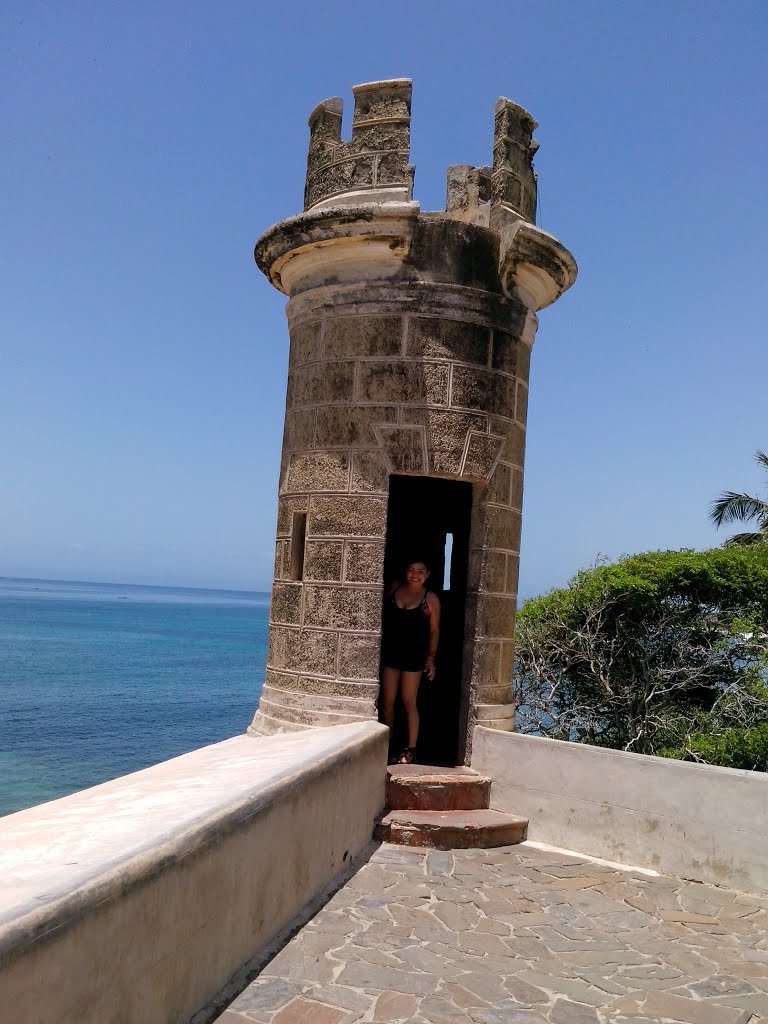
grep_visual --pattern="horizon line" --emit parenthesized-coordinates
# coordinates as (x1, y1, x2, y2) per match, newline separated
(0, 575, 271, 596)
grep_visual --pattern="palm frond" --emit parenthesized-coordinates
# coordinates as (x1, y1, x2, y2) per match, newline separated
(754, 449, 768, 471)
(724, 531, 768, 547)
(709, 491, 768, 528)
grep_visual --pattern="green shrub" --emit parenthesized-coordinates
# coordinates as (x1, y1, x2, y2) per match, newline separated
(515, 546, 768, 765)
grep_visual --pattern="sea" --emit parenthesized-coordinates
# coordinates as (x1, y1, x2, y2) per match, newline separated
(0, 577, 268, 818)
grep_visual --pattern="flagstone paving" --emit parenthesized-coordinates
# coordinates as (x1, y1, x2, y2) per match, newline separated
(215, 843, 768, 1024)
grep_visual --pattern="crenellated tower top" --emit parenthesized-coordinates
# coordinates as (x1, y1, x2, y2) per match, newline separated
(302, 80, 540, 232)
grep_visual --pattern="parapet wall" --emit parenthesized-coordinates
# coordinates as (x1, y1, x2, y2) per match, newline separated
(471, 727, 768, 892)
(0, 723, 388, 1024)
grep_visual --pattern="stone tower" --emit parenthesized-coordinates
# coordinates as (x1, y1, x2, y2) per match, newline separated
(248, 79, 576, 762)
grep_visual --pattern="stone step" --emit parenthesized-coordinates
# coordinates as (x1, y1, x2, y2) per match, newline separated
(375, 809, 528, 850)
(386, 764, 491, 811)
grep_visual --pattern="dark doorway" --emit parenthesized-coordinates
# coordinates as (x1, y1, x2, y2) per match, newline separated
(382, 475, 473, 765)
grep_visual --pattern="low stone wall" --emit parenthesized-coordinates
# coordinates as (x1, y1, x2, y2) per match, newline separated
(471, 726, 768, 892)
(0, 722, 388, 1024)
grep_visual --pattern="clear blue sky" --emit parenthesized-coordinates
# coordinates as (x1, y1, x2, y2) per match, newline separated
(2, 2, 766, 594)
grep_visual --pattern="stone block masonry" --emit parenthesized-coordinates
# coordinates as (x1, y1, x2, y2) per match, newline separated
(248, 80, 576, 754)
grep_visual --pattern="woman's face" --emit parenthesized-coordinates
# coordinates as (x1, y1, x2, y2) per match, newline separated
(405, 562, 429, 587)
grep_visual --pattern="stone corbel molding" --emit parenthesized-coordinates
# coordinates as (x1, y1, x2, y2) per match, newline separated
(498, 218, 577, 311)
(254, 203, 420, 296)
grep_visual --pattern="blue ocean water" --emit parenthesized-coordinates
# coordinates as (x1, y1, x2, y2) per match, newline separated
(0, 577, 268, 817)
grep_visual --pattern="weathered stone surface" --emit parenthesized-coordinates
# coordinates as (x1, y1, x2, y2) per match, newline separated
(486, 460, 512, 505)
(379, 809, 528, 850)
(386, 766, 491, 812)
(443, 981, 492, 1009)
(406, 317, 490, 365)
(475, 684, 514, 709)
(375, 423, 428, 473)
(336, 961, 437, 995)
(337, 632, 381, 680)
(274, 671, 378, 700)
(660, 910, 721, 924)
(451, 366, 516, 418)
(288, 320, 322, 365)
(472, 504, 522, 552)
(515, 380, 529, 425)
(283, 408, 317, 450)
(462, 432, 504, 481)
(357, 360, 450, 405)
(273, 538, 290, 580)
(373, 991, 420, 1020)
(491, 329, 530, 377)
(468, 1008, 547, 1024)
(230, 978, 303, 1012)
(268, 626, 337, 675)
(550, 1000, 600, 1024)
(303, 541, 344, 583)
(284, 451, 350, 493)
(350, 450, 389, 494)
(642, 989, 751, 1023)
(315, 406, 398, 448)
(469, 549, 508, 593)
(345, 541, 384, 584)
(276, 495, 309, 536)
(489, 416, 526, 466)
(464, 638, 503, 693)
(505, 554, 520, 596)
(288, 361, 356, 407)
(303, 585, 382, 631)
(271, 997, 347, 1024)
(324, 315, 402, 359)
(474, 594, 517, 638)
(421, 409, 488, 475)
(270, 583, 303, 625)
(308, 495, 387, 538)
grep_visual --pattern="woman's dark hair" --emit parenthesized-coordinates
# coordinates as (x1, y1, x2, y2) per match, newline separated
(401, 556, 430, 574)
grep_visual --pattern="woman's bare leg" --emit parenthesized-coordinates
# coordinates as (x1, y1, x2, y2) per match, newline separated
(380, 667, 400, 735)
(399, 671, 422, 750)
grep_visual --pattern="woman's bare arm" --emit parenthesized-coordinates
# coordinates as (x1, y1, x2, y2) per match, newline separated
(424, 592, 441, 679)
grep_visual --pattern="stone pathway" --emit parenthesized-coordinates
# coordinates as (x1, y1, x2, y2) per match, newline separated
(215, 843, 768, 1024)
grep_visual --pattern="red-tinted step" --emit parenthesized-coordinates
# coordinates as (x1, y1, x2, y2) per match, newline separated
(376, 809, 528, 850)
(386, 764, 491, 812)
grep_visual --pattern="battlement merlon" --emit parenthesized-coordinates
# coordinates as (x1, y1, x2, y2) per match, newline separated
(304, 79, 414, 212)
(490, 97, 539, 229)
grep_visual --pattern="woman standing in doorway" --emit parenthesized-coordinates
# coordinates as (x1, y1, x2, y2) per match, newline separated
(380, 559, 441, 764)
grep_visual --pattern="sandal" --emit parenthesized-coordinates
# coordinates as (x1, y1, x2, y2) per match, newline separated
(397, 747, 417, 764)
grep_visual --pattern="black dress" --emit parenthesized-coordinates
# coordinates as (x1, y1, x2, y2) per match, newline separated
(380, 589, 431, 672)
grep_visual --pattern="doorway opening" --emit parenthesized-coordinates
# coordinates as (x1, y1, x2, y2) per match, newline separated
(382, 475, 473, 766)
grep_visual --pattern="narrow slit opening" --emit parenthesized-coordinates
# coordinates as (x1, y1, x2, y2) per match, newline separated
(443, 532, 454, 591)
(290, 512, 307, 581)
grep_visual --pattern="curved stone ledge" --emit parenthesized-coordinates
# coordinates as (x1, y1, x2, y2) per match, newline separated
(499, 220, 578, 310)
(255, 203, 513, 298)
(0, 723, 387, 1023)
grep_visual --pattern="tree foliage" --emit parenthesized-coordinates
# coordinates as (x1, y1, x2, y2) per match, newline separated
(514, 547, 768, 769)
